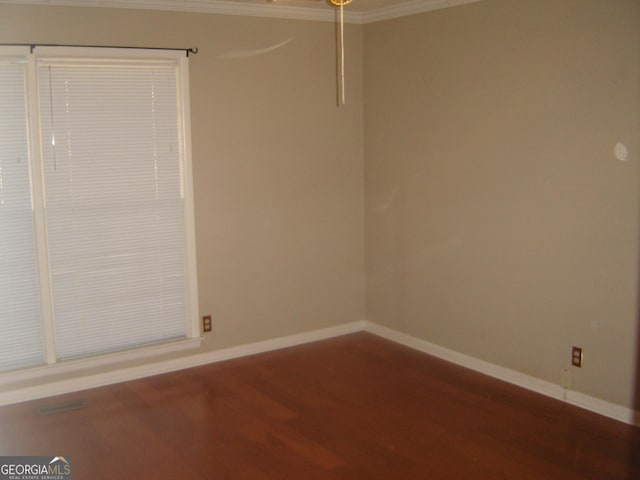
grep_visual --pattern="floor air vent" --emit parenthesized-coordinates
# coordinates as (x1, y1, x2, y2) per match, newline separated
(36, 399, 87, 416)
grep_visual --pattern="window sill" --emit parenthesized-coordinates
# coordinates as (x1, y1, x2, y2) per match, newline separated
(0, 336, 204, 389)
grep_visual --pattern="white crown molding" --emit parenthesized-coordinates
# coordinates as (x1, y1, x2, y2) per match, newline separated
(360, 0, 481, 23)
(0, 0, 483, 24)
(0, 0, 361, 22)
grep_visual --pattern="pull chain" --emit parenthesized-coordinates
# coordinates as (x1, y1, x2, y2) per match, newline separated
(331, 0, 352, 106)
(339, 1, 345, 105)
(270, 0, 352, 105)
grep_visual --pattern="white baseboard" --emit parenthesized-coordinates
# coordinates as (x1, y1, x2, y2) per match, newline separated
(1, 318, 637, 428)
(564, 390, 638, 426)
(364, 321, 640, 427)
(0, 321, 365, 407)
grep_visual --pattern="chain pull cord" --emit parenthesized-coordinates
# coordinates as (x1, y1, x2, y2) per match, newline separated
(339, 1, 345, 105)
(331, 0, 352, 105)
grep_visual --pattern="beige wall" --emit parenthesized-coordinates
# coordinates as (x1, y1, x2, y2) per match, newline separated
(1, 0, 639, 412)
(365, 0, 640, 408)
(0, 5, 365, 353)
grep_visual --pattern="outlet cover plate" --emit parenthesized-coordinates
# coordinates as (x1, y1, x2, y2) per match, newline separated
(202, 315, 212, 333)
(571, 346, 583, 367)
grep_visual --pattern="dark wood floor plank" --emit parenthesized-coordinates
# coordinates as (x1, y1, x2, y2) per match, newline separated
(0, 332, 637, 479)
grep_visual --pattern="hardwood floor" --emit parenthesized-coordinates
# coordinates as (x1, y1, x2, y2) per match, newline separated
(0, 332, 637, 479)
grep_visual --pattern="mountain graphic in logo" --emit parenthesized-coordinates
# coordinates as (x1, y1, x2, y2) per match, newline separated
(49, 457, 69, 465)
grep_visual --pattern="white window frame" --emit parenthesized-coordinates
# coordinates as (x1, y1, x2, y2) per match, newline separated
(0, 46, 201, 384)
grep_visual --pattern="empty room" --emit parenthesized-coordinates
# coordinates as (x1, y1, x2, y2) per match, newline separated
(0, 0, 638, 478)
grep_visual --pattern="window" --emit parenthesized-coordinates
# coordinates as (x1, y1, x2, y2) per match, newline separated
(0, 49, 44, 371)
(0, 46, 199, 374)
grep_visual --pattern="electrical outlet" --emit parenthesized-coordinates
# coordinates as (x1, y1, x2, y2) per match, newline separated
(202, 315, 212, 333)
(571, 346, 583, 367)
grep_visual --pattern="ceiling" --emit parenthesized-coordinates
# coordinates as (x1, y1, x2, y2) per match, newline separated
(0, 0, 483, 23)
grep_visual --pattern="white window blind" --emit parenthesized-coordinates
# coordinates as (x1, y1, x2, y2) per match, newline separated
(38, 59, 187, 360)
(0, 46, 198, 374)
(0, 56, 44, 370)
